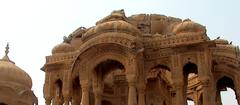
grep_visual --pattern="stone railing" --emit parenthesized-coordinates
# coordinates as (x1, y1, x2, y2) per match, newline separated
(46, 52, 78, 63)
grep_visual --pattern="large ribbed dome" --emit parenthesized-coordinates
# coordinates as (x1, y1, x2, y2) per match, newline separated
(0, 45, 32, 89)
(82, 20, 141, 40)
(173, 19, 206, 34)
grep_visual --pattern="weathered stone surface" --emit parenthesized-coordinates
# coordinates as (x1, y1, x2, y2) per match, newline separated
(42, 10, 240, 105)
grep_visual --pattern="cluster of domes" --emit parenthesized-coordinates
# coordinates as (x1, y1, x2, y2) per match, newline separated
(48, 10, 214, 60)
(49, 10, 237, 58)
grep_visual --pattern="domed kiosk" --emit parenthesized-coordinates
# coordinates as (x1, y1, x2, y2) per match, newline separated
(0, 44, 38, 105)
(42, 10, 240, 105)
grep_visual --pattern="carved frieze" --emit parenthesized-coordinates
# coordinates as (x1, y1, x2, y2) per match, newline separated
(143, 33, 208, 49)
(213, 55, 239, 68)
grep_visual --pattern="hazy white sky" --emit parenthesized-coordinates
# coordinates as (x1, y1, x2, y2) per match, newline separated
(0, 0, 239, 105)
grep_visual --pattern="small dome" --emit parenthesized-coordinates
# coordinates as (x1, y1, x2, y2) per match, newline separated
(173, 19, 206, 34)
(95, 20, 140, 34)
(214, 39, 237, 50)
(0, 59, 32, 88)
(82, 20, 141, 40)
(0, 44, 32, 89)
(52, 42, 75, 54)
(226, 44, 236, 49)
(214, 38, 229, 45)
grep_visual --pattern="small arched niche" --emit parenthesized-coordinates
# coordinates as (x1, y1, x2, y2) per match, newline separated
(183, 62, 198, 75)
(53, 79, 64, 104)
(55, 79, 63, 97)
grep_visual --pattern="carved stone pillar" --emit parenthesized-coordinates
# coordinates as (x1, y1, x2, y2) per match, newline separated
(171, 82, 185, 105)
(45, 99, 52, 105)
(174, 82, 185, 105)
(128, 82, 137, 105)
(53, 84, 63, 105)
(52, 97, 57, 105)
(44, 72, 52, 105)
(193, 91, 198, 105)
(92, 69, 103, 105)
(72, 93, 80, 105)
(93, 86, 103, 105)
(127, 74, 137, 105)
(216, 91, 222, 105)
(63, 83, 70, 105)
(72, 99, 78, 105)
(53, 96, 61, 105)
(236, 90, 240, 105)
(94, 91, 102, 105)
(198, 49, 215, 105)
(201, 79, 211, 105)
(63, 97, 70, 105)
(171, 53, 185, 105)
(81, 81, 89, 105)
(234, 78, 240, 105)
(138, 85, 146, 105)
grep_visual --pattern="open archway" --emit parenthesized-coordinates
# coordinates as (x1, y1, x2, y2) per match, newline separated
(93, 59, 126, 105)
(146, 64, 172, 105)
(183, 62, 198, 105)
(216, 76, 238, 105)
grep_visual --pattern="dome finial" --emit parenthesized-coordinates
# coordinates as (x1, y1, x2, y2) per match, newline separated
(5, 43, 9, 56)
(1, 43, 15, 64)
